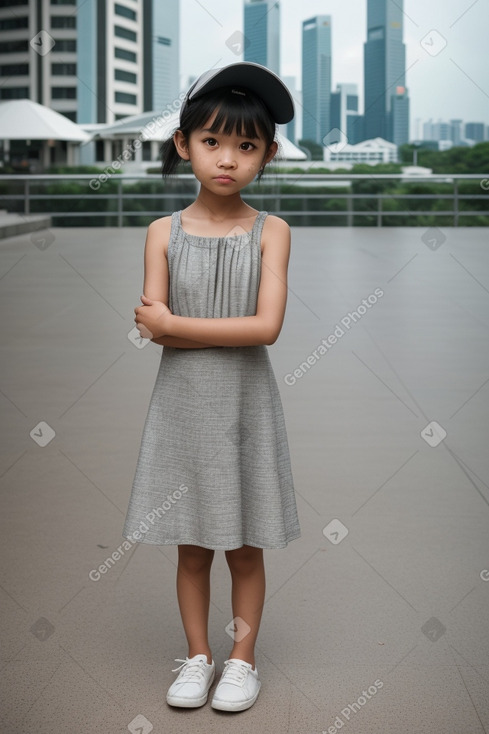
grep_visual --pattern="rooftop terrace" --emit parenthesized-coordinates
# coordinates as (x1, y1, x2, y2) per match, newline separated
(0, 225, 488, 733)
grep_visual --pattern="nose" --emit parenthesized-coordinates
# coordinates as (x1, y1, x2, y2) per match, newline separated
(217, 147, 237, 169)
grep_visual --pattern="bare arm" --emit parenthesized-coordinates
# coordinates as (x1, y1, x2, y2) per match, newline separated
(141, 217, 214, 349)
(163, 216, 291, 347)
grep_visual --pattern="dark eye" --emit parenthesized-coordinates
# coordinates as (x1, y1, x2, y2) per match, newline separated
(203, 137, 218, 147)
(240, 142, 256, 151)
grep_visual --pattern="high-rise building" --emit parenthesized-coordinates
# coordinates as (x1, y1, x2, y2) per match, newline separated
(449, 119, 463, 147)
(422, 119, 434, 140)
(244, 0, 280, 75)
(302, 15, 332, 145)
(0, 0, 180, 124)
(282, 75, 298, 143)
(0, 0, 79, 119)
(435, 121, 451, 142)
(330, 83, 364, 145)
(391, 87, 409, 145)
(421, 118, 483, 146)
(364, 0, 410, 145)
(143, 0, 179, 114)
(423, 119, 451, 142)
(465, 122, 485, 143)
(423, 120, 489, 150)
(77, 0, 142, 124)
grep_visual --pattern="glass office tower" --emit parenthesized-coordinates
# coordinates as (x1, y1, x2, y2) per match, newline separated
(364, 0, 410, 144)
(244, 0, 280, 75)
(302, 15, 332, 145)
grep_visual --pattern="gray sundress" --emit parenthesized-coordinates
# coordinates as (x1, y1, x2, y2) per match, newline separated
(122, 210, 301, 550)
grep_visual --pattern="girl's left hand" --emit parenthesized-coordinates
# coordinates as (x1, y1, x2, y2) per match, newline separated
(134, 294, 171, 339)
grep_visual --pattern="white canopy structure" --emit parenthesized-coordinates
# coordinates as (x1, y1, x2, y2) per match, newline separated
(0, 99, 90, 142)
(0, 99, 90, 170)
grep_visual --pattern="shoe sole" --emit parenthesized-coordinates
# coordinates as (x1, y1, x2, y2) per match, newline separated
(166, 693, 209, 708)
(166, 670, 215, 708)
(211, 682, 261, 712)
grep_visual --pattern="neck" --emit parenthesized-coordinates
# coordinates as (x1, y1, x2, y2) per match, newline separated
(194, 185, 249, 221)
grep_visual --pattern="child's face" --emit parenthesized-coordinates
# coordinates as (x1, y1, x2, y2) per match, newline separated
(174, 109, 277, 195)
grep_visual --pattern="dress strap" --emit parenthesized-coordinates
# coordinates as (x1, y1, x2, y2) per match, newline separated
(252, 210, 268, 244)
(170, 210, 181, 239)
(167, 211, 182, 266)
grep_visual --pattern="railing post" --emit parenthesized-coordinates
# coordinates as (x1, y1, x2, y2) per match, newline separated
(24, 179, 30, 215)
(377, 196, 382, 227)
(117, 177, 123, 227)
(453, 179, 459, 227)
(347, 192, 353, 227)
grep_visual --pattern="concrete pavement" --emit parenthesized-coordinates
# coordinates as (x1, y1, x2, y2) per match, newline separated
(0, 224, 488, 733)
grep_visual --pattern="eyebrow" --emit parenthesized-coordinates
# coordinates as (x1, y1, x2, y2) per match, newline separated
(199, 128, 260, 139)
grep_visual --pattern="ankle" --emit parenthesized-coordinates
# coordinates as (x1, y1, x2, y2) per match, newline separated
(189, 650, 213, 665)
(229, 651, 255, 668)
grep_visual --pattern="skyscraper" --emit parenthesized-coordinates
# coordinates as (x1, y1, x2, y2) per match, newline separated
(283, 75, 299, 143)
(302, 16, 332, 145)
(244, 0, 280, 75)
(0, 0, 179, 124)
(465, 122, 485, 143)
(364, 0, 410, 145)
(77, 0, 180, 123)
(330, 83, 364, 145)
(77, 0, 142, 124)
(143, 0, 180, 113)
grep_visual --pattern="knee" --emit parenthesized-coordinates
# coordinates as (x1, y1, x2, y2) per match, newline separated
(178, 545, 214, 575)
(225, 546, 263, 576)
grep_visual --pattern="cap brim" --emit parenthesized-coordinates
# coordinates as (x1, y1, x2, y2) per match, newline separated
(185, 62, 294, 124)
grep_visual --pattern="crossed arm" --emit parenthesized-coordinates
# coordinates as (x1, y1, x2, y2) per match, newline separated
(134, 214, 291, 348)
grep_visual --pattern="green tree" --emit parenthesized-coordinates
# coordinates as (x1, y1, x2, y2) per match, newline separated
(399, 142, 489, 173)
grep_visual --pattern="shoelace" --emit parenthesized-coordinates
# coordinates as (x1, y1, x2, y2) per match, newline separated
(220, 660, 250, 686)
(171, 657, 207, 682)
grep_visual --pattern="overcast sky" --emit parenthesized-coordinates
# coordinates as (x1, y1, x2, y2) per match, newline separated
(180, 0, 489, 137)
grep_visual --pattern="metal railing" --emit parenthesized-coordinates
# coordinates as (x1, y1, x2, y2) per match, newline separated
(0, 173, 487, 227)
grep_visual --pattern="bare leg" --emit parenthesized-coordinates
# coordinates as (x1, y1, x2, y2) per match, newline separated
(224, 545, 265, 668)
(176, 544, 215, 663)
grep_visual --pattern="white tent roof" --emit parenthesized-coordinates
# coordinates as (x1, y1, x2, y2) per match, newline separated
(80, 109, 307, 160)
(0, 99, 90, 142)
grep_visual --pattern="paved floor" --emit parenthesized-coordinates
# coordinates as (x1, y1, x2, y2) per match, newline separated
(0, 225, 488, 734)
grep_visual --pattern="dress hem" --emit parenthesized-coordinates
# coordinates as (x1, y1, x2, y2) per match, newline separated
(121, 531, 301, 551)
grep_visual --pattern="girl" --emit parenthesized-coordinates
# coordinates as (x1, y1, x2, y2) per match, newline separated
(124, 62, 301, 713)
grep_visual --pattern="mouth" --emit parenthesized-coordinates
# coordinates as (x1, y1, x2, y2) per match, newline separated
(213, 175, 235, 182)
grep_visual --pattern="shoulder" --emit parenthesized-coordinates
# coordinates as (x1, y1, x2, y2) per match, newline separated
(146, 215, 174, 255)
(148, 214, 173, 236)
(262, 214, 290, 236)
(261, 214, 291, 254)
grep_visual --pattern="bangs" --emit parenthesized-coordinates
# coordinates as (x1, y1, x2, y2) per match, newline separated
(183, 87, 276, 143)
(205, 101, 262, 139)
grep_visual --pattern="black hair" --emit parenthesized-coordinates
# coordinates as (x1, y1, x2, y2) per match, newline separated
(160, 86, 277, 181)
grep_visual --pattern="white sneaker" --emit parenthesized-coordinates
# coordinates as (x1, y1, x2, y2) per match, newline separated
(211, 658, 261, 712)
(166, 654, 215, 708)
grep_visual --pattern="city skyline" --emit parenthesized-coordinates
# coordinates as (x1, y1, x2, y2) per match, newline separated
(180, 0, 489, 139)
(0, 0, 486, 146)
